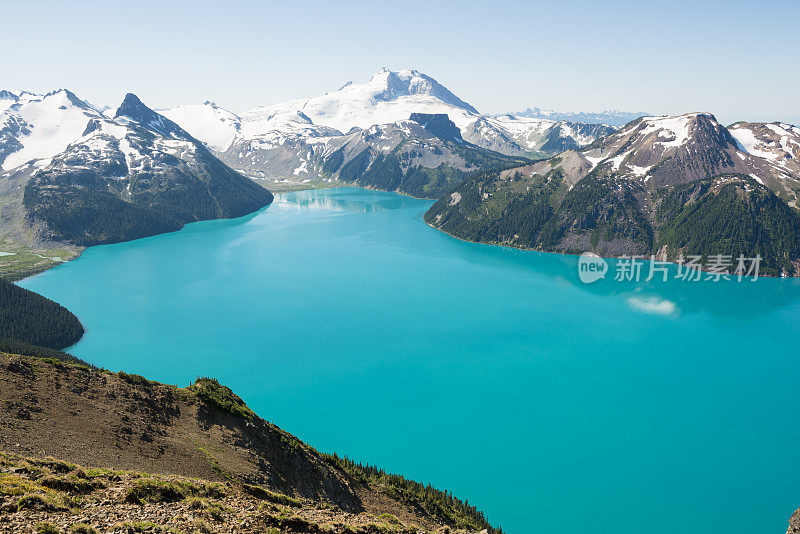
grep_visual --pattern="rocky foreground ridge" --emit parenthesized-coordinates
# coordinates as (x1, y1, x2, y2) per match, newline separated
(0, 353, 497, 533)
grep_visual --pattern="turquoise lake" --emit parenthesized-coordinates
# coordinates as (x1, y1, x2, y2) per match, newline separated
(20, 187, 800, 534)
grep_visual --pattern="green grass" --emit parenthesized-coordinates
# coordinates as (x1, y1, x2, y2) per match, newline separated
(36, 523, 59, 534)
(0, 240, 80, 281)
(40, 473, 105, 494)
(187, 377, 256, 421)
(124, 477, 226, 504)
(116, 371, 158, 387)
(124, 479, 190, 504)
(0, 472, 72, 512)
(17, 493, 69, 512)
(241, 483, 302, 508)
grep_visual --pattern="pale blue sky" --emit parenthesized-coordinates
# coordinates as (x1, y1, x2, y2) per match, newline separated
(2, 0, 798, 125)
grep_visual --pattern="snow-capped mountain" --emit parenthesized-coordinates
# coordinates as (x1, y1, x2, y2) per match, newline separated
(161, 69, 614, 183)
(215, 108, 342, 181)
(244, 68, 480, 135)
(0, 90, 271, 248)
(510, 107, 646, 127)
(0, 89, 101, 172)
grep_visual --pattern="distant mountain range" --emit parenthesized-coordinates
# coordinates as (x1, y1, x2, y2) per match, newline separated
(509, 107, 647, 127)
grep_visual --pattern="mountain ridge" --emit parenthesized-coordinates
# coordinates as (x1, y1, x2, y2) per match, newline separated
(425, 112, 800, 276)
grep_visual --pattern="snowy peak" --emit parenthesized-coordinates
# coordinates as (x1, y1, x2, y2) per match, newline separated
(240, 68, 481, 134)
(0, 89, 104, 171)
(579, 112, 763, 187)
(114, 93, 190, 140)
(0, 90, 208, 174)
(50, 88, 92, 110)
(238, 107, 341, 143)
(629, 113, 731, 151)
(160, 101, 242, 152)
(367, 68, 479, 114)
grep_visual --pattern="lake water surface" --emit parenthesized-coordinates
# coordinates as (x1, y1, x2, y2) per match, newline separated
(20, 188, 800, 534)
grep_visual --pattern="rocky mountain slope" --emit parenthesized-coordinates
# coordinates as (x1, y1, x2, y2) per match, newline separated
(0, 353, 498, 533)
(425, 113, 800, 276)
(161, 69, 613, 186)
(205, 111, 525, 198)
(0, 90, 273, 277)
(728, 121, 800, 206)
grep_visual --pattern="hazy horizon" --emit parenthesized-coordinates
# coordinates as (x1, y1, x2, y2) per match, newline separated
(3, 0, 798, 125)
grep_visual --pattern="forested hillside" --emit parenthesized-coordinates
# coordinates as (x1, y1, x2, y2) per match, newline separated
(0, 278, 84, 349)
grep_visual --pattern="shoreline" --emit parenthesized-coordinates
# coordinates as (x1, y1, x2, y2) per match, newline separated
(14, 180, 786, 284)
(422, 220, 787, 280)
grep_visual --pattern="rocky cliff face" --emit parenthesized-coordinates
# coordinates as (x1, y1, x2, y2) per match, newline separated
(409, 113, 464, 142)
